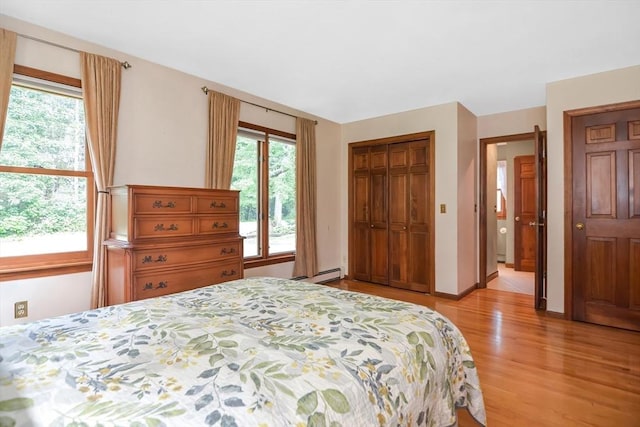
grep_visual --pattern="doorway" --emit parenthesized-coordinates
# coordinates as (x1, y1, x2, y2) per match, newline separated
(479, 128, 547, 308)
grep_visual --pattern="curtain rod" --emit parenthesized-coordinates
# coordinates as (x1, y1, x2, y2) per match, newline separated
(17, 33, 132, 69)
(201, 86, 317, 125)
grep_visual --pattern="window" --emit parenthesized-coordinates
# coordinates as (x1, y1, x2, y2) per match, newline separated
(0, 66, 94, 277)
(231, 122, 296, 266)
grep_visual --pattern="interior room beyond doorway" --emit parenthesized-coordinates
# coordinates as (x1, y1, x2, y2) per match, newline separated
(487, 262, 533, 295)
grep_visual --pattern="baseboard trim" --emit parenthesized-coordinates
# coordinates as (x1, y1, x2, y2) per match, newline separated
(435, 282, 478, 300)
(545, 310, 566, 319)
(486, 270, 499, 282)
(505, 263, 514, 268)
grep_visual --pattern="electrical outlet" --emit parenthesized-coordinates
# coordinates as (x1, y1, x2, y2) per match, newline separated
(440, 204, 447, 213)
(14, 301, 28, 318)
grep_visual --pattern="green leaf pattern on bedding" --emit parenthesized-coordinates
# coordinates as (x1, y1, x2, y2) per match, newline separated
(0, 277, 486, 426)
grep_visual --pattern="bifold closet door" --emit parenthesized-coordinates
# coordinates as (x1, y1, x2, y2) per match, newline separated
(369, 146, 389, 285)
(352, 147, 371, 281)
(351, 145, 388, 284)
(389, 140, 430, 292)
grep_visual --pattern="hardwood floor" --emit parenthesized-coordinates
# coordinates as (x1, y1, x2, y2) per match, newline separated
(487, 263, 534, 295)
(325, 279, 640, 426)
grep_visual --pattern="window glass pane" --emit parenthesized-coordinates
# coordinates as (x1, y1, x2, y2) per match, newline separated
(231, 132, 260, 257)
(0, 85, 86, 171)
(0, 173, 88, 257)
(497, 160, 507, 200)
(268, 137, 296, 254)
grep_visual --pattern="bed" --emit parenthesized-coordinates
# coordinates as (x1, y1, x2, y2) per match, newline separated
(0, 277, 486, 426)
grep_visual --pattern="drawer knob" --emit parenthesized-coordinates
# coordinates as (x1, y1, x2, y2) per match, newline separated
(142, 255, 168, 264)
(221, 269, 236, 277)
(210, 201, 226, 208)
(152, 200, 176, 209)
(154, 223, 178, 231)
(212, 222, 228, 229)
(220, 247, 236, 255)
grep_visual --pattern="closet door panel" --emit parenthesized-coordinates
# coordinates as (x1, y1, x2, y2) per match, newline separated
(410, 231, 429, 291)
(370, 227, 389, 284)
(370, 172, 387, 225)
(370, 154, 388, 284)
(410, 172, 429, 227)
(352, 148, 371, 281)
(389, 165, 409, 288)
(353, 227, 370, 281)
(390, 230, 409, 286)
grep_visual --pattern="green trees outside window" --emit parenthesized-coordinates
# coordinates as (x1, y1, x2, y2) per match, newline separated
(0, 81, 91, 258)
(231, 126, 296, 259)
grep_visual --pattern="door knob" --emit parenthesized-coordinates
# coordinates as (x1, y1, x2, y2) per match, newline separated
(515, 216, 520, 222)
(575, 222, 584, 230)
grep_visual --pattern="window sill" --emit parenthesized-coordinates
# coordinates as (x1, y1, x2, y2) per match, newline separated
(0, 261, 93, 281)
(244, 254, 295, 270)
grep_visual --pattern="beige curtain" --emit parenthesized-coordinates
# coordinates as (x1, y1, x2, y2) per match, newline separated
(81, 52, 121, 309)
(205, 90, 240, 189)
(0, 28, 17, 150)
(292, 118, 318, 278)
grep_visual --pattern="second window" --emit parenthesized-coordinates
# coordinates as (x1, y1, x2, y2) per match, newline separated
(231, 123, 296, 263)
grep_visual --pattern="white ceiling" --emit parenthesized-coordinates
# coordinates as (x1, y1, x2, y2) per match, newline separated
(1, 0, 639, 123)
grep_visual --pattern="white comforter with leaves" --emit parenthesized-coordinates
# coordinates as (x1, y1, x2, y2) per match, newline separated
(0, 277, 486, 426)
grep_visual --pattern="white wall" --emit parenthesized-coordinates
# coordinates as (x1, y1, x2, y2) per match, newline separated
(545, 65, 640, 314)
(0, 15, 342, 325)
(0, 273, 91, 325)
(456, 103, 478, 293)
(478, 106, 546, 139)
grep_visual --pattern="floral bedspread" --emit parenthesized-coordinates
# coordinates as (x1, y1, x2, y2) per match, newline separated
(0, 277, 486, 427)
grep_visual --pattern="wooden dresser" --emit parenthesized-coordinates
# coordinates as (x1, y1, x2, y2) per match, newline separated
(104, 185, 244, 305)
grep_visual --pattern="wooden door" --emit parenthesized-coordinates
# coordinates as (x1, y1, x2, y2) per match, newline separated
(369, 146, 388, 285)
(388, 140, 430, 292)
(352, 147, 371, 281)
(534, 126, 547, 310)
(514, 155, 536, 272)
(572, 108, 640, 331)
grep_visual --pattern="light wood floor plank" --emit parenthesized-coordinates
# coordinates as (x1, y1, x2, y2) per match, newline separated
(325, 279, 640, 426)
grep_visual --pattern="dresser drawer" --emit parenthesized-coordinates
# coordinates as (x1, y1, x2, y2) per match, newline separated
(195, 194, 238, 214)
(197, 215, 239, 235)
(133, 194, 192, 214)
(133, 260, 243, 300)
(132, 240, 242, 271)
(134, 217, 194, 239)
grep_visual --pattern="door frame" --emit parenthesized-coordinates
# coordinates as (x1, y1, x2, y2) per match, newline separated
(479, 132, 537, 290)
(563, 99, 640, 319)
(347, 131, 435, 294)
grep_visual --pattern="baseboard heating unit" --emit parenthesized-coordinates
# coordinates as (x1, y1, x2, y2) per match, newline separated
(292, 268, 342, 284)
